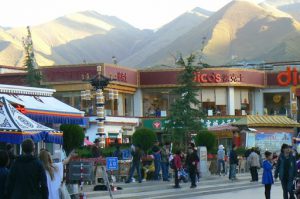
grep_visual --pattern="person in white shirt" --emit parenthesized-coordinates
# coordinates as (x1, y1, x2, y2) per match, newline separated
(39, 149, 75, 199)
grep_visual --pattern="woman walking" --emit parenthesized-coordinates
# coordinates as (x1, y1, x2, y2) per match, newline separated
(39, 149, 75, 199)
(262, 151, 274, 199)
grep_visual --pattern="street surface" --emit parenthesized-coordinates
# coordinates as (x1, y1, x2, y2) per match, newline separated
(85, 173, 284, 199)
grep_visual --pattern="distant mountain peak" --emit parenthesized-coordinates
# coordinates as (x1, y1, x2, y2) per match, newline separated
(191, 7, 214, 16)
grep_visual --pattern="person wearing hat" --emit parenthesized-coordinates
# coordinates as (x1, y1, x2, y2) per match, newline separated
(92, 139, 102, 158)
(217, 145, 226, 176)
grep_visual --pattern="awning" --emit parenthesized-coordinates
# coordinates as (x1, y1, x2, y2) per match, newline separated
(0, 97, 62, 144)
(0, 93, 85, 125)
(208, 124, 239, 131)
(232, 115, 300, 128)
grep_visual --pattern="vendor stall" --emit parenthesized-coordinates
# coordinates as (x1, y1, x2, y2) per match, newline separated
(232, 115, 300, 152)
(0, 97, 62, 144)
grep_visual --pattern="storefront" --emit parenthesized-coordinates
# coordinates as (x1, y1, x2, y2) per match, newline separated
(41, 63, 138, 118)
(139, 68, 265, 117)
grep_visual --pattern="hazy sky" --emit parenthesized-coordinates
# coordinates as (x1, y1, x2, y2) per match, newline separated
(0, 0, 264, 29)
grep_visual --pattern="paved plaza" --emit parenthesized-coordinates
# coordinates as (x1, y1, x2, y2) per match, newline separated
(85, 173, 284, 199)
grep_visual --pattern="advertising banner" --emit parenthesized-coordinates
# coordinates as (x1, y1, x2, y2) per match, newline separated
(255, 133, 292, 152)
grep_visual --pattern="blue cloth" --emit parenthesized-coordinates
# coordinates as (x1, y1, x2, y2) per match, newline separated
(127, 162, 142, 183)
(0, 167, 9, 199)
(262, 160, 274, 185)
(161, 162, 169, 180)
(153, 152, 161, 180)
(229, 164, 237, 180)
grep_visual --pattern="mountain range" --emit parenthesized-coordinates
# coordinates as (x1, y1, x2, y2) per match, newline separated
(0, 0, 300, 68)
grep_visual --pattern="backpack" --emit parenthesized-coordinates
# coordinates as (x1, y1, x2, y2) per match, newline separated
(170, 158, 176, 170)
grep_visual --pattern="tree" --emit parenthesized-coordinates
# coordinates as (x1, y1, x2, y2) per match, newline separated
(166, 54, 206, 149)
(194, 131, 216, 153)
(23, 26, 42, 87)
(132, 128, 157, 153)
(60, 124, 84, 155)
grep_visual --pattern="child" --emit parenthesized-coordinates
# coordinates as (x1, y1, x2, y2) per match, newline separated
(262, 151, 274, 199)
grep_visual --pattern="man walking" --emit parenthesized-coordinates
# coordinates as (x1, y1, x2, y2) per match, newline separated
(217, 145, 226, 176)
(275, 144, 296, 199)
(248, 148, 260, 182)
(5, 138, 48, 199)
(229, 144, 238, 181)
(186, 147, 199, 188)
(126, 145, 143, 183)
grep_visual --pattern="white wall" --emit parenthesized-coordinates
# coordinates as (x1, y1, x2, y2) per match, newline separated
(133, 89, 143, 117)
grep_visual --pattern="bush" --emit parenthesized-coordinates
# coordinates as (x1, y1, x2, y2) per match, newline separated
(60, 124, 84, 155)
(132, 128, 157, 153)
(194, 131, 216, 153)
(236, 147, 247, 156)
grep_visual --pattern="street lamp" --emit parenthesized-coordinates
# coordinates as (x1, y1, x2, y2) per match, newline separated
(82, 65, 116, 147)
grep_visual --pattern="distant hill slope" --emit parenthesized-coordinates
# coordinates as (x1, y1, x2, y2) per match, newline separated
(120, 8, 211, 67)
(131, 0, 300, 67)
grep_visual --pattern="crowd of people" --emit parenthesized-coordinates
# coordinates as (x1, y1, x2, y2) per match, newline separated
(124, 142, 200, 189)
(0, 138, 75, 199)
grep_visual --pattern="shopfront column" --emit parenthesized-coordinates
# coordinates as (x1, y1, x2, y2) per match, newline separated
(228, 87, 235, 116)
(134, 89, 143, 117)
(118, 94, 124, 116)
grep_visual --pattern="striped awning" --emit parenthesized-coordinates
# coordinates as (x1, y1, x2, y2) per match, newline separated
(232, 115, 300, 128)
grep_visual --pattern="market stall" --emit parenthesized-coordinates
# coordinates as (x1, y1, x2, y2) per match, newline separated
(0, 97, 62, 144)
(232, 115, 300, 152)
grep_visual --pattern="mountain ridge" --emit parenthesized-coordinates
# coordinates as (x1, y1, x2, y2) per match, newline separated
(0, 1, 300, 68)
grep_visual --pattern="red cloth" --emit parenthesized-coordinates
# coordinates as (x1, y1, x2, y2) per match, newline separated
(174, 154, 182, 169)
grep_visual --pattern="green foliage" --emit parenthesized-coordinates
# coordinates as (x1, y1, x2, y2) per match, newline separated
(76, 146, 93, 158)
(60, 124, 84, 155)
(23, 26, 42, 87)
(194, 131, 216, 153)
(236, 147, 247, 156)
(166, 54, 206, 148)
(132, 128, 157, 153)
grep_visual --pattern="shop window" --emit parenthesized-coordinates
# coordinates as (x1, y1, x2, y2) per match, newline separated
(143, 89, 171, 117)
(264, 92, 290, 116)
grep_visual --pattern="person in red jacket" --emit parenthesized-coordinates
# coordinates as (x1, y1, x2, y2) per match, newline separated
(173, 150, 182, 188)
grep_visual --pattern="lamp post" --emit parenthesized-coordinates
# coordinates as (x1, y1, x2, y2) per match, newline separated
(82, 65, 115, 147)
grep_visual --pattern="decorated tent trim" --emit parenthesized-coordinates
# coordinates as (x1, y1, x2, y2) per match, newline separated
(232, 115, 300, 128)
(0, 97, 62, 144)
(0, 84, 85, 125)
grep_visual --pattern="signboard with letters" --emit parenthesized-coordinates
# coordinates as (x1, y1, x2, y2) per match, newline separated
(106, 157, 119, 171)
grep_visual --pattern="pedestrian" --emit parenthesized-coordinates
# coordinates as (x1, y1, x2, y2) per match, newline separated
(92, 138, 102, 158)
(217, 145, 226, 176)
(186, 147, 199, 188)
(248, 147, 260, 182)
(152, 141, 161, 180)
(5, 144, 16, 169)
(0, 150, 9, 199)
(262, 151, 274, 199)
(229, 144, 238, 181)
(126, 145, 143, 183)
(5, 138, 48, 199)
(39, 149, 75, 199)
(173, 149, 182, 188)
(275, 144, 297, 199)
(161, 142, 171, 181)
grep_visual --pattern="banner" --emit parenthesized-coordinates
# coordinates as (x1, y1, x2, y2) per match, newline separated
(255, 133, 292, 152)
